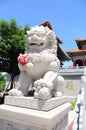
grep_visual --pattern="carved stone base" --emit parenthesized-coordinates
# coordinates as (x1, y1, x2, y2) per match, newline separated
(0, 96, 71, 130)
(4, 96, 69, 111)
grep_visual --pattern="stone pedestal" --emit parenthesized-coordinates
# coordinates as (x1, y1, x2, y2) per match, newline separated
(0, 96, 71, 130)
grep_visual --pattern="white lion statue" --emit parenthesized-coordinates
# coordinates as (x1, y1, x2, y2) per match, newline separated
(9, 25, 65, 100)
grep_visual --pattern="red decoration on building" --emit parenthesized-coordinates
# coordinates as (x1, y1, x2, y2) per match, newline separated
(66, 39, 86, 67)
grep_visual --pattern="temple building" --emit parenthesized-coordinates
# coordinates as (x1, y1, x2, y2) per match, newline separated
(66, 39, 86, 67)
(39, 21, 70, 66)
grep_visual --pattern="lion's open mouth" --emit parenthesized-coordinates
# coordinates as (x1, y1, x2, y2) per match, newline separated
(30, 43, 44, 46)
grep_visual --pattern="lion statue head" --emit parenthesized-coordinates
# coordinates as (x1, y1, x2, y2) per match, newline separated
(25, 25, 57, 54)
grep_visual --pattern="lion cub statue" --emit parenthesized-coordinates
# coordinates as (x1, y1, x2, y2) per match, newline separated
(9, 25, 65, 100)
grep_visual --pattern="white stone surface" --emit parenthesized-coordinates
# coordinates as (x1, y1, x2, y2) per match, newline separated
(9, 25, 66, 100)
(4, 96, 69, 111)
(0, 25, 71, 130)
(0, 102, 71, 130)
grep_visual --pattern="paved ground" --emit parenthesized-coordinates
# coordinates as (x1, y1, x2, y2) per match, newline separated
(68, 109, 76, 130)
(83, 88, 86, 130)
(68, 110, 76, 125)
(83, 110, 86, 130)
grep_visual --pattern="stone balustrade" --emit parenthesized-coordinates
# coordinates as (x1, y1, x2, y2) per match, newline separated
(72, 88, 85, 130)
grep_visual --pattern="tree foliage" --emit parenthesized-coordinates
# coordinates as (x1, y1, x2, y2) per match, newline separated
(0, 74, 5, 91)
(0, 19, 30, 89)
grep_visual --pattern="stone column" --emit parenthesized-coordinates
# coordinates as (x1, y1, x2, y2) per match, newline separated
(73, 60, 76, 67)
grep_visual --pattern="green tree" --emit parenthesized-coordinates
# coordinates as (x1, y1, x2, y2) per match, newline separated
(0, 19, 30, 90)
(0, 74, 5, 92)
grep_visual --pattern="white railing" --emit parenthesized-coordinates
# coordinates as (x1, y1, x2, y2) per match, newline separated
(59, 66, 85, 73)
(60, 66, 85, 70)
(72, 88, 85, 130)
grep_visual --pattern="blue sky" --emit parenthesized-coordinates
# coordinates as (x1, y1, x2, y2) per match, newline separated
(0, 0, 86, 66)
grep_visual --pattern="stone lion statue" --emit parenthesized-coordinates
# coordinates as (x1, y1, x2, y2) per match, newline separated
(9, 25, 65, 100)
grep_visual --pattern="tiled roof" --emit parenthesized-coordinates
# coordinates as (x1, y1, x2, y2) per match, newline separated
(58, 45, 71, 61)
(75, 39, 86, 49)
(75, 39, 86, 42)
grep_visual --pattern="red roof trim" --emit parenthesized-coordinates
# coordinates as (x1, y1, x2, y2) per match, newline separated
(66, 49, 86, 53)
(75, 39, 86, 42)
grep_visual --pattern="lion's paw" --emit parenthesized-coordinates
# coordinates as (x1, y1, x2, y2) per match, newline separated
(54, 91, 62, 97)
(34, 87, 51, 100)
(34, 79, 53, 91)
(8, 88, 23, 96)
(34, 79, 46, 88)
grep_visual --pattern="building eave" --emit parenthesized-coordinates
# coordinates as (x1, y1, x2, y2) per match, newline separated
(75, 39, 86, 49)
(39, 20, 70, 62)
(39, 20, 63, 44)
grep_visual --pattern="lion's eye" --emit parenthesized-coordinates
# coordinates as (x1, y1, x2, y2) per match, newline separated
(41, 43, 44, 46)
